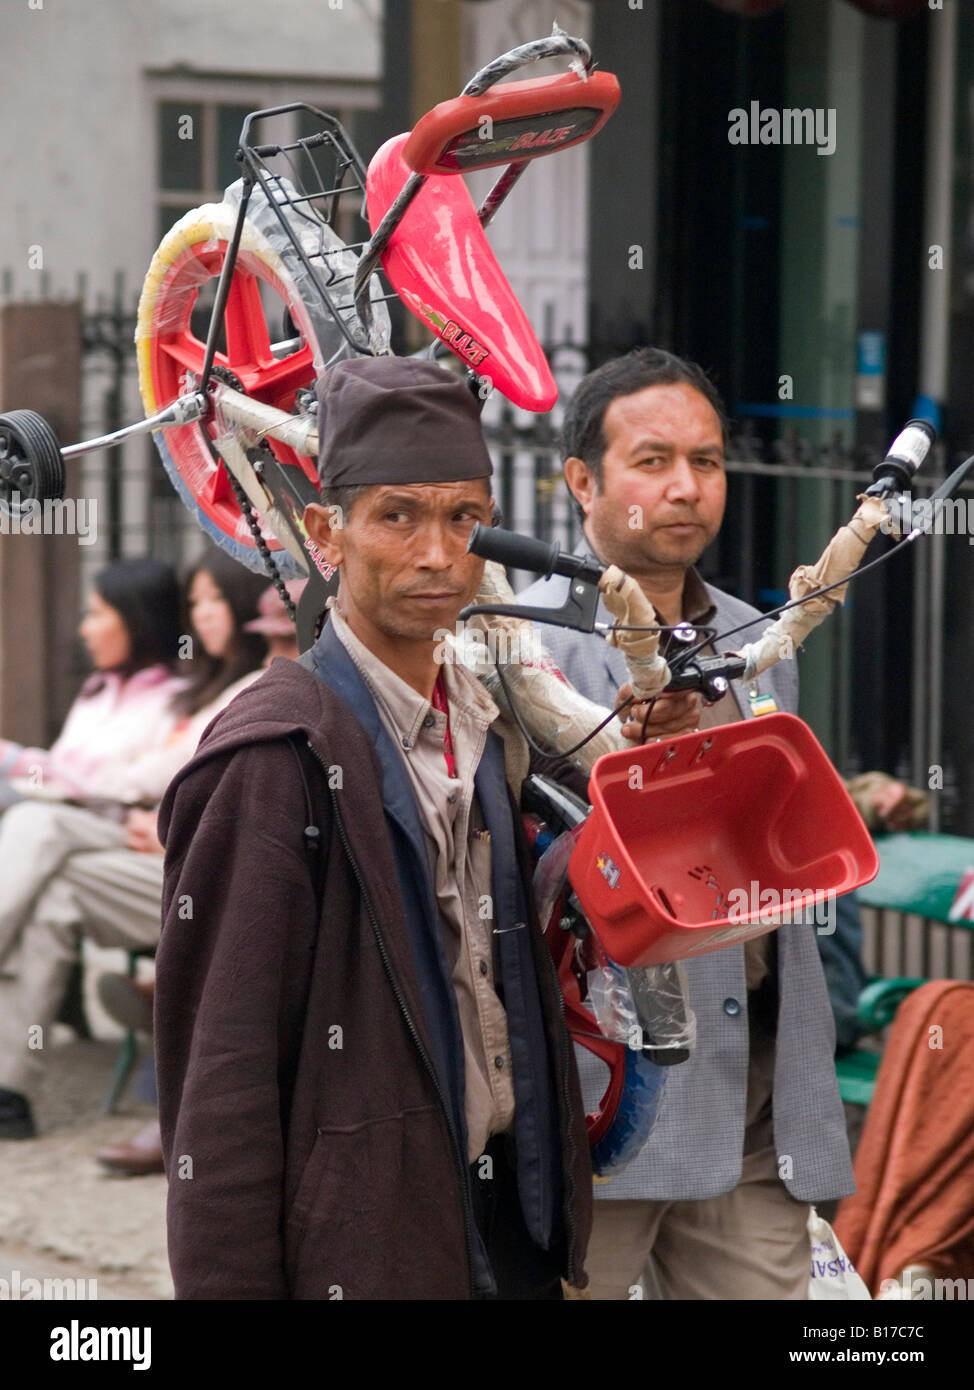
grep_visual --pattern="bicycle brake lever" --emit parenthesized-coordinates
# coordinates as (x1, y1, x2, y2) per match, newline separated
(459, 576, 601, 633)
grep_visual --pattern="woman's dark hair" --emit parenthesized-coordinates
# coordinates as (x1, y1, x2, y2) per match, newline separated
(92, 558, 182, 673)
(175, 548, 269, 716)
(560, 348, 730, 520)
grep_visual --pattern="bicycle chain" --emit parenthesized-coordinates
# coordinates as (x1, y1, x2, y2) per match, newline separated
(206, 365, 297, 624)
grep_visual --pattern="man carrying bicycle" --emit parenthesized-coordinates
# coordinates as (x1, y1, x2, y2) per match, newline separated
(154, 357, 592, 1300)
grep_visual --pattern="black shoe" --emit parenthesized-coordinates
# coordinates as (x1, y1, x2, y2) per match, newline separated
(0, 1088, 36, 1140)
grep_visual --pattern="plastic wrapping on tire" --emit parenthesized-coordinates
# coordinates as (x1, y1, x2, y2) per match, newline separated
(135, 232, 221, 352)
(136, 178, 389, 370)
(135, 202, 317, 574)
(222, 177, 391, 360)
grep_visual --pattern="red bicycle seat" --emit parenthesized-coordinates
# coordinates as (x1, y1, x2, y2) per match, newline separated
(402, 71, 620, 174)
(366, 133, 558, 411)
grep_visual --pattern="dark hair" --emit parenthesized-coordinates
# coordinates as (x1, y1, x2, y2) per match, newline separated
(175, 548, 269, 716)
(561, 348, 729, 519)
(92, 558, 182, 673)
(318, 484, 371, 526)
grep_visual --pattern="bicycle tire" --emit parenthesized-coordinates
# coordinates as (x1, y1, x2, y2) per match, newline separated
(136, 182, 388, 574)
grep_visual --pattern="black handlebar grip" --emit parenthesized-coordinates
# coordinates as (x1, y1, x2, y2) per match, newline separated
(467, 522, 562, 576)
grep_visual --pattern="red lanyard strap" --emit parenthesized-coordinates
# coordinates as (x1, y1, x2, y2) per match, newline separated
(432, 670, 456, 779)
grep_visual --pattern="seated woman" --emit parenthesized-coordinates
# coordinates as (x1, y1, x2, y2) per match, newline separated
(94, 575, 307, 1175)
(0, 558, 184, 812)
(0, 548, 271, 1140)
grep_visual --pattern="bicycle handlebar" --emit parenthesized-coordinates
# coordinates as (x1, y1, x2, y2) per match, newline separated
(464, 522, 747, 702)
(461, 30, 593, 98)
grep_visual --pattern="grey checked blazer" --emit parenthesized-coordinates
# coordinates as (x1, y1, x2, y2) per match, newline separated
(517, 544, 855, 1203)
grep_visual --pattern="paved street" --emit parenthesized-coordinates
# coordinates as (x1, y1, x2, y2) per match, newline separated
(0, 965, 172, 1302)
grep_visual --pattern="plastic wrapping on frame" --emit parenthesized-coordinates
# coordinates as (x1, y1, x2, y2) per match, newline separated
(625, 959, 697, 1053)
(586, 960, 695, 1055)
(735, 493, 888, 680)
(599, 564, 671, 701)
(533, 825, 583, 939)
(585, 960, 642, 1045)
(462, 561, 630, 774)
(481, 654, 629, 774)
(211, 421, 300, 560)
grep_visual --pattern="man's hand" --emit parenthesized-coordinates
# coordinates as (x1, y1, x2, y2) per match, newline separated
(615, 682, 702, 742)
(845, 771, 930, 833)
(124, 807, 163, 855)
(869, 780, 917, 833)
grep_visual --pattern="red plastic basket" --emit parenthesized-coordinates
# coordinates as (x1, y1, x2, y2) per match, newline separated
(568, 713, 879, 966)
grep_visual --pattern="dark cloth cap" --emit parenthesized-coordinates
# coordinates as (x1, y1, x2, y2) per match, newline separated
(316, 357, 493, 489)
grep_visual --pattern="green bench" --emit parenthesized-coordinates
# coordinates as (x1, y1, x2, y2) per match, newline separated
(836, 832, 974, 1106)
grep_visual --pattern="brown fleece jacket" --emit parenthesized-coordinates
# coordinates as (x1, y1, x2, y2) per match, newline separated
(155, 657, 592, 1299)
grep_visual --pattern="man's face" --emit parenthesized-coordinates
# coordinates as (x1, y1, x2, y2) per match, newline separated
(305, 480, 492, 646)
(569, 381, 726, 575)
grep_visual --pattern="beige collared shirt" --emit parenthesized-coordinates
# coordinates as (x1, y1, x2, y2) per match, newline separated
(329, 606, 516, 1161)
(671, 571, 776, 1145)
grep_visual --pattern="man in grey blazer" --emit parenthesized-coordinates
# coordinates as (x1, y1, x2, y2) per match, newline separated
(517, 348, 854, 1299)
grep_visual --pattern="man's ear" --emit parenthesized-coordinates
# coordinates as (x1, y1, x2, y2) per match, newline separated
(564, 456, 596, 518)
(303, 502, 345, 568)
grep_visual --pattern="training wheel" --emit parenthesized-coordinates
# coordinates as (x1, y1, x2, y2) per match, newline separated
(0, 410, 65, 510)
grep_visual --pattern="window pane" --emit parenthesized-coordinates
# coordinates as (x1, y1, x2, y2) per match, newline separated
(217, 104, 255, 189)
(158, 102, 203, 192)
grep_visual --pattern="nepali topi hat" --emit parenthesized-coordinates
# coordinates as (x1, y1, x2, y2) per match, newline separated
(316, 357, 493, 489)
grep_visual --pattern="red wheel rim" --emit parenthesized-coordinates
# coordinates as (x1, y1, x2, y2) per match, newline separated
(147, 239, 321, 554)
(545, 896, 627, 1147)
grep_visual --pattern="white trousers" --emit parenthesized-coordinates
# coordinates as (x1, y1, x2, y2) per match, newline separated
(0, 801, 163, 1096)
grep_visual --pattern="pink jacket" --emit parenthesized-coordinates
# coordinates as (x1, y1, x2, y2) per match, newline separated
(0, 665, 186, 805)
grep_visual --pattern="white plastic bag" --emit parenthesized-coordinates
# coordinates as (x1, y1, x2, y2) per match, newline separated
(808, 1206, 871, 1300)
